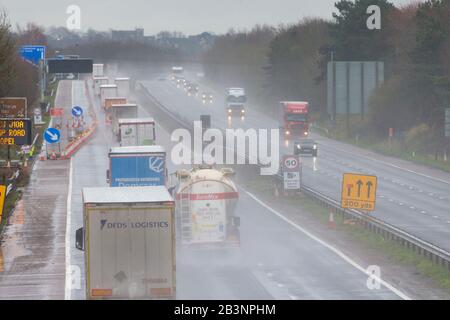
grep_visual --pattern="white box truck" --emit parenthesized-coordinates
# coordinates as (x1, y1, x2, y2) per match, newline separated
(93, 64, 104, 78)
(115, 77, 130, 98)
(76, 186, 176, 300)
(100, 84, 118, 108)
(111, 103, 138, 136)
(119, 118, 156, 146)
(93, 77, 109, 96)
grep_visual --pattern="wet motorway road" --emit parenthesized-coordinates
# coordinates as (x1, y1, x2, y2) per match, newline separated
(66, 77, 404, 299)
(140, 78, 450, 253)
(0, 77, 406, 299)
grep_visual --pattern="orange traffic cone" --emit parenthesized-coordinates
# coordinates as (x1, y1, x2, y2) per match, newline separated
(328, 210, 336, 229)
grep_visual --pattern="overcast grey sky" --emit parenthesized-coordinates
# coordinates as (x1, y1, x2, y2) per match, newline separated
(2, 0, 419, 35)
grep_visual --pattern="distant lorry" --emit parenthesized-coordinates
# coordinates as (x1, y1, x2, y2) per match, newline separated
(225, 88, 246, 118)
(174, 166, 240, 246)
(75, 186, 176, 300)
(107, 145, 167, 187)
(170, 66, 184, 80)
(92, 64, 104, 78)
(110, 103, 138, 136)
(279, 101, 310, 139)
(100, 84, 118, 108)
(115, 77, 130, 98)
(104, 97, 127, 125)
(93, 77, 108, 96)
(119, 118, 156, 146)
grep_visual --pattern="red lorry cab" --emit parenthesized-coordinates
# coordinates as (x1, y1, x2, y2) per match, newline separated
(280, 101, 309, 139)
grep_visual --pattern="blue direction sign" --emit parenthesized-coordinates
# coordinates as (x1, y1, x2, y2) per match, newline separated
(71, 106, 83, 117)
(19, 45, 46, 66)
(44, 128, 61, 144)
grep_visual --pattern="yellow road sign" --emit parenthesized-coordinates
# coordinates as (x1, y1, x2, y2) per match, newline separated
(341, 173, 377, 211)
(0, 185, 6, 221)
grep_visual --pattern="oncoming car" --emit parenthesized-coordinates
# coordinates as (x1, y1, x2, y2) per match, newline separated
(294, 139, 318, 157)
(201, 91, 213, 103)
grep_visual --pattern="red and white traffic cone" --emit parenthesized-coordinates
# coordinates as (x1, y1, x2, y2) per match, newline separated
(50, 151, 57, 160)
(328, 210, 336, 229)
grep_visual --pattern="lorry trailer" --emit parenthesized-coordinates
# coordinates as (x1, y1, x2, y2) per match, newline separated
(100, 84, 118, 108)
(118, 118, 156, 147)
(175, 166, 240, 246)
(92, 64, 104, 78)
(115, 77, 131, 98)
(75, 186, 176, 300)
(107, 145, 166, 187)
(104, 97, 127, 125)
(93, 77, 108, 96)
(110, 103, 138, 136)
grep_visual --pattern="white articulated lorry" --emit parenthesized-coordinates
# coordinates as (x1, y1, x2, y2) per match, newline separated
(174, 166, 240, 246)
(111, 103, 138, 137)
(93, 77, 109, 95)
(75, 186, 176, 300)
(115, 77, 131, 98)
(100, 84, 118, 108)
(119, 118, 156, 146)
(93, 64, 104, 78)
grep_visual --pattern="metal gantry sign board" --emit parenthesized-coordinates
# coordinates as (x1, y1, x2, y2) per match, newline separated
(0, 98, 27, 118)
(0, 118, 33, 145)
(282, 155, 301, 190)
(341, 173, 377, 211)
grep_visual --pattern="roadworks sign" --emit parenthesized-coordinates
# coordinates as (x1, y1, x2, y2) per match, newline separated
(341, 173, 377, 211)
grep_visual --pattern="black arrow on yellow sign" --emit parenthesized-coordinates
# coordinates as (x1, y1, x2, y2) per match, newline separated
(356, 180, 363, 197)
(366, 180, 373, 198)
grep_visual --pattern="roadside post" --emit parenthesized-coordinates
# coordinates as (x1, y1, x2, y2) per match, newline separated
(445, 109, 450, 161)
(282, 155, 301, 195)
(44, 127, 61, 159)
(0, 185, 6, 223)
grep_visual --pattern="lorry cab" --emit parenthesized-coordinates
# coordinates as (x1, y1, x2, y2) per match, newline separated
(280, 101, 309, 140)
(225, 88, 246, 119)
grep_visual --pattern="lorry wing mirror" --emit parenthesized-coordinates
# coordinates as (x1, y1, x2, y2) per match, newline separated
(106, 169, 110, 184)
(75, 227, 84, 251)
(232, 216, 240, 227)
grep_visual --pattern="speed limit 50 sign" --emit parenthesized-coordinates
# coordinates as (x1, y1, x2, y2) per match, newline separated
(282, 155, 300, 172)
(282, 155, 301, 191)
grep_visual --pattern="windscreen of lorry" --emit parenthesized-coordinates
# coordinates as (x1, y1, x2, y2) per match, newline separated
(226, 95, 247, 103)
(286, 114, 307, 122)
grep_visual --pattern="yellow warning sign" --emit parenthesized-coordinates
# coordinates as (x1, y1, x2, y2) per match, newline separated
(341, 173, 377, 211)
(0, 185, 6, 221)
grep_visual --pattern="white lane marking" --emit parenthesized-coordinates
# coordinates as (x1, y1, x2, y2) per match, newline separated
(64, 157, 73, 300)
(320, 141, 450, 186)
(244, 190, 411, 300)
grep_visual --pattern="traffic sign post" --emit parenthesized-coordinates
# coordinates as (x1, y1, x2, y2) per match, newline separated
(44, 128, 61, 159)
(282, 155, 301, 191)
(19, 45, 46, 66)
(71, 106, 83, 118)
(44, 128, 61, 144)
(341, 173, 377, 211)
(0, 185, 6, 223)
